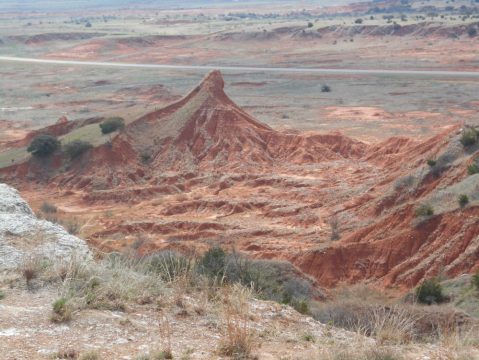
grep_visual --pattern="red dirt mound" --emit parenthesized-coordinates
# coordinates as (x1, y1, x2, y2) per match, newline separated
(125, 70, 366, 172)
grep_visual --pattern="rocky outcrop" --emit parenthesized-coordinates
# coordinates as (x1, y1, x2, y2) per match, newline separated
(0, 183, 90, 269)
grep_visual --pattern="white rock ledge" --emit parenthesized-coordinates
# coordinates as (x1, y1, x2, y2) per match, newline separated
(0, 183, 90, 269)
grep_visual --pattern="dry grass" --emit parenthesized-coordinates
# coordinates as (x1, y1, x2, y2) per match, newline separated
(158, 315, 173, 358)
(367, 305, 418, 345)
(7, 252, 479, 359)
(312, 283, 479, 359)
(317, 343, 404, 360)
(218, 284, 255, 359)
(50, 297, 73, 323)
(78, 351, 99, 360)
(20, 255, 43, 288)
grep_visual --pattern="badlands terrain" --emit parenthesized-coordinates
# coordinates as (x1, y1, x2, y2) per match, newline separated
(0, 0, 479, 359)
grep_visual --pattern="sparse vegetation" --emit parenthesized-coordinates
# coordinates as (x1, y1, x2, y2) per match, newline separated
(394, 174, 415, 191)
(218, 285, 253, 359)
(472, 272, 479, 291)
(79, 351, 99, 360)
(51, 297, 73, 323)
(27, 134, 61, 157)
(0, 289, 5, 300)
(458, 194, 469, 208)
(20, 256, 42, 288)
(300, 332, 315, 342)
(460, 127, 478, 147)
(140, 152, 152, 164)
(146, 250, 192, 282)
(415, 278, 445, 305)
(329, 215, 340, 241)
(426, 159, 436, 167)
(41, 201, 58, 214)
(64, 140, 93, 159)
(467, 163, 479, 175)
(137, 350, 173, 360)
(414, 204, 434, 217)
(99, 117, 125, 135)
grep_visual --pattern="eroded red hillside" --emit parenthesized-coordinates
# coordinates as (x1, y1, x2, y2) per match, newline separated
(0, 70, 477, 291)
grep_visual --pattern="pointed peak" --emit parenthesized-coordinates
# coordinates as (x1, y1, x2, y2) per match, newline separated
(198, 70, 224, 92)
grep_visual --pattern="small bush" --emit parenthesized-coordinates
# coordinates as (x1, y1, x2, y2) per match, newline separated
(64, 140, 92, 159)
(415, 204, 434, 217)
(140, 152, 152, 164)
(196, 247, 227, 281)
(145, 250, 191, 282)
(65, 220, 81, 235)
(426, 159, 436, 167)
(51, 297, 73, 323)
(460, 128, 478, 147)
(468, 27, 477, 37)
(355, 18, 363, 24)
(0, 290, 5, 300)
(99, 117, 125, 135)
(307, 22, 313, 28)
(321, 84, 331, 93)
(415, 279, 444, 305)
(467, 163, 479, 175)
(41, 201, 58, 214)
(20, 256, 43, 288)
(394, 174, 415, 191)
(27, 134, 61, 157)
(292, 299, 310, 315)
(458, 194, 469, 208)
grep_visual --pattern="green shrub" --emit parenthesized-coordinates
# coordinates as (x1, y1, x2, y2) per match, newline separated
(99, 117, 125, 135)
(64, 140, 92, 159)
(27, 134, 61, 157)
(51, 297, 72, 323)
(415, 204, 434, 217)
(321, 85, 331, 93)
(140, 152, 152, 164)
(292, 299, 310, 315)
(460, 128, 478, 147)
(468, 163, 479, 175)
(458, 194, 469, 208)
(0, 290, 5, 300)
(415, 279, 444, 305)
(196, 246, 227, 280)
(355, 18, 363, 24)
(426, 159, 436, 167)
